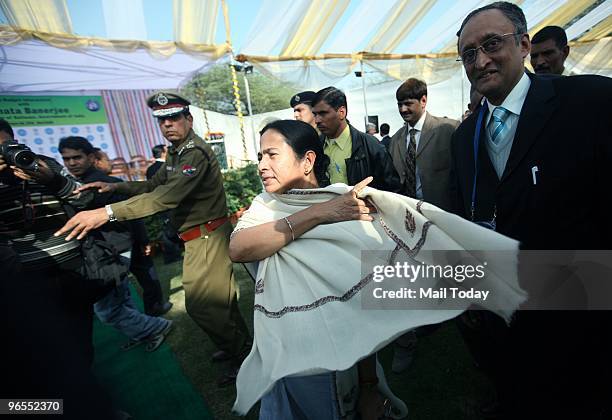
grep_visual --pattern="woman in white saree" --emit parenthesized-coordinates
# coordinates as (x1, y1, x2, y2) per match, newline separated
(230, 120, 525, 419)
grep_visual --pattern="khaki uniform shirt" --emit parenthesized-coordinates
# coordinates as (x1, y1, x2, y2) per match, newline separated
(111, 130, 228, 232)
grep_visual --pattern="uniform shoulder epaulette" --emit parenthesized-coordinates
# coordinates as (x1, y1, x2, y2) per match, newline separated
(178, 140, 196, 156)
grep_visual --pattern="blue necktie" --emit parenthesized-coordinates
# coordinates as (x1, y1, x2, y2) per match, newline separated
(488, 106, 511, 144)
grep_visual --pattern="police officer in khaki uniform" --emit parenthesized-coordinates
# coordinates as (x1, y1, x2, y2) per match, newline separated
(55, 92, 251, 386)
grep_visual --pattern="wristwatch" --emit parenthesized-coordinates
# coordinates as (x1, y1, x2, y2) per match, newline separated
(105, 204, 117, 222)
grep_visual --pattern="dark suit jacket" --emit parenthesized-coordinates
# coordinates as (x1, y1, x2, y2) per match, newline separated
(389, 112, 459, 210)
(146, 160, 164, 180)
(450, 73, 612, 250)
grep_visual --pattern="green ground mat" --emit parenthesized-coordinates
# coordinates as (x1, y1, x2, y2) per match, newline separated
(92, 284, 213, 420)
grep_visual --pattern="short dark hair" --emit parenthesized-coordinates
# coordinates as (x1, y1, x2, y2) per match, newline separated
(396, 78, 428, 101)
(380, 123, 390, 135)
(456, 1, 527, 41)
(152, 144, 166, 158)
(532, 26, 568, 49)
(58, 136, 96, 155)
(0, 118, 14, 139)
(260, 120, 330, 188)
(312, 87, 347, 111)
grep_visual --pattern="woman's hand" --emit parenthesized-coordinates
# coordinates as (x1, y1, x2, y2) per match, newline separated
(313, 176, 377, 224)
(357, 387, 386, 420)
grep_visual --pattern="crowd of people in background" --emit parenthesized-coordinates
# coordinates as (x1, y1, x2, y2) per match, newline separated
(2, 1, 611, 419)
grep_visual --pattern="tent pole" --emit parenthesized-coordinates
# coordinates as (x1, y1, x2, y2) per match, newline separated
(360, 60, 369, 130)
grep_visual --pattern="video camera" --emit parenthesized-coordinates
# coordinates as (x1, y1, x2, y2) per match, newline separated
(0, 141, 37, 170)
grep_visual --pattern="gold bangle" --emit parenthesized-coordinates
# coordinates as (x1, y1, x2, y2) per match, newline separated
(283, 217, 295, 241)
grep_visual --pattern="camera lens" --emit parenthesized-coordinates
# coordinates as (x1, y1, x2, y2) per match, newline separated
(15, 150, 37, 169)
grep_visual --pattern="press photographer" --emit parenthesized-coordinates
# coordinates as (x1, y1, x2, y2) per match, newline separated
(0, 118, 114, 419)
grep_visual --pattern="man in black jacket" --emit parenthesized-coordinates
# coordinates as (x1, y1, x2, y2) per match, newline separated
(59, 136, 173, 350)
(451, 2, 611, 418)
(312, 87, 401, 192)
(0, 119, 115, 418)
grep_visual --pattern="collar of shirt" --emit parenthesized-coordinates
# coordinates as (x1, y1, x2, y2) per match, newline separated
(408, 111, 427, 132)
(324, 125, 351, 150)
(155, 158, 165, 162)
(486, 72, 531, 123)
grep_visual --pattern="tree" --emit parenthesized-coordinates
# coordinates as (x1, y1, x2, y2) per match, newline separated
(181, 64, 298, 115)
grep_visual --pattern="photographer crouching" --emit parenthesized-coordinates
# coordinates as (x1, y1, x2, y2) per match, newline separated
(0, 119, 115, 419)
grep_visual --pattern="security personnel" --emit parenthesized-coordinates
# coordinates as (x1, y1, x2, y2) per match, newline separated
(290, 90, 317, 129)
(55, 92, 251, 386)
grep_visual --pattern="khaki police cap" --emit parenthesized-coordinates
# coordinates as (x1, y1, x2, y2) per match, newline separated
(146, 91, 191, 118)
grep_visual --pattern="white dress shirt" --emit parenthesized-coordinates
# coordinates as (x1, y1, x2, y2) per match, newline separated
(406, 112, 427, 199)
(485, 72, 531, 178)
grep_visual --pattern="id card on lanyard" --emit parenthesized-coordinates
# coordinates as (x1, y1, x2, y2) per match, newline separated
(471, 101, 497, 231)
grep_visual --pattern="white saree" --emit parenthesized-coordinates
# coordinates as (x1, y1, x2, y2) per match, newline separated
(232, 184, 526, 416)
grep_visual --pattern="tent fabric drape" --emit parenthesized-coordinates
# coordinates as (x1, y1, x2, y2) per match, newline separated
(0, 0, 610, 93)
(529, 0, 598, 38)
(365, 0, 435, 53)
(173, 0, 219, 45)
(579, 15, 612, 42)
(565, 37, 612, 75)
(0, 0, 72, 33)
(0, 25, 229, 57)
(280, 0, 350, 57)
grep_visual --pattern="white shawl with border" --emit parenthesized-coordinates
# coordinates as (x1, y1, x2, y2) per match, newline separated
(233, 184, 526, 415)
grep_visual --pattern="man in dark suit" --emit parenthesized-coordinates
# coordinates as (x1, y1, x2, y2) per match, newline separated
(379, 123, 391, 149)
(146, 144, 167, 180)
(451, 2, 611, 418)
(388, 78, 459, 210)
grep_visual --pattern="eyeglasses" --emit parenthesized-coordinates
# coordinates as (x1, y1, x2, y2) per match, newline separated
(457, 33, 523, 64)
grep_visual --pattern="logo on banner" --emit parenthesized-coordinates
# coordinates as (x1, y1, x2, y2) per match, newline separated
(86, 100, 100, 112)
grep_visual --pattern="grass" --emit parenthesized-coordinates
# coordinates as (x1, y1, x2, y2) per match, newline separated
(129, 256, 493, 420)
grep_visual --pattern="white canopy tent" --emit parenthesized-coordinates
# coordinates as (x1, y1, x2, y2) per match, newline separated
(0, 0, 610, 161)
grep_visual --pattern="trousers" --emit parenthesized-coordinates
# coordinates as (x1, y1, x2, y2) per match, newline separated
(181, 221, 250, 356)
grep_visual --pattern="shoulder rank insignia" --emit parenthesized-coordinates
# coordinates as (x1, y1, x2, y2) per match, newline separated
(178, 141, 195, 155)
(181, 165, 197, 176)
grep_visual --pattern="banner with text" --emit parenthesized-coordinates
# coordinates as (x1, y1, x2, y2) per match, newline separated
(0, 95, 117, 163)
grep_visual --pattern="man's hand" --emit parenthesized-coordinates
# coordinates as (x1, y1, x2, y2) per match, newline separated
(0, 154, 8, 173)
(54, 207, 109, 240)
(11, 159, 55, 184)
(73, 181, 118, 194)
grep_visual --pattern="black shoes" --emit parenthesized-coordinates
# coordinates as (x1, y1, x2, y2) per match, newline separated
(215, 340, 252, 387)
(146, 301, 173, 317)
